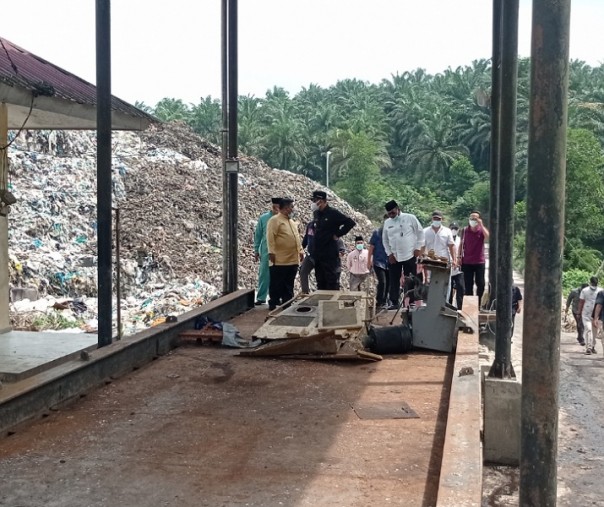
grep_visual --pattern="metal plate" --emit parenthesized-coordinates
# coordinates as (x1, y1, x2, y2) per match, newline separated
(302, 294, 335, 306)
(268, 315, 316, 327)
(352, 401, 419, 420)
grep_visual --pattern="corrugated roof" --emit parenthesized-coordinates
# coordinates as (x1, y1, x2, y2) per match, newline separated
(0, 36, 156, 129)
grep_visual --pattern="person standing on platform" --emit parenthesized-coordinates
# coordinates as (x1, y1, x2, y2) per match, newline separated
(368, 215, 390, 309)
(253, 197, 281, 305)
(309, 190, 356, 290)
(382, 200, 425, 310)
(448, 222, 465, 310)
(460, 211, 489, 308)
(266, 198, 304, 310)
(347, 236, 370, 291)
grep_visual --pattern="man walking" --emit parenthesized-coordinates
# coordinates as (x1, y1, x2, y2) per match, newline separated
(565, 283, 588, 345)
(591, 288, 604, 354)
(266, 198, 304, 310)
(253, 197, 281, 305)
(382, 200, 425, 310)
(309, 190, 356, 290)
(578, 277, 601, 354)
(460, 210, 489, 308)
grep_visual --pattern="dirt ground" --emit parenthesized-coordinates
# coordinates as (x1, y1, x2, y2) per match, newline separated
(0, 307, 453, 507)
(481, 281, 604, 506)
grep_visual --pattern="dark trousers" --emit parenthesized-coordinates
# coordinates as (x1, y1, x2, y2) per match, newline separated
(462, 263, 486, 301)
(269, 264, 298, 309)
(388, 257, 417, 306)
(315, 256, 341, 290)
(449, 273, 465, 310)
(572, 311, 584, 342)
(374, 266, 389, 306)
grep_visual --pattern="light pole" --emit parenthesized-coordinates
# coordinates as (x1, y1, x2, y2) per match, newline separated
(325, 150, 332, 188)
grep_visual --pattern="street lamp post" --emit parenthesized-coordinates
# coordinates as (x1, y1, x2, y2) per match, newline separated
(325, 150, 332, 188)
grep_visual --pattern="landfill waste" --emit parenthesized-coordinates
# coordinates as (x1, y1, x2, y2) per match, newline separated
(6, 123, 375, 335)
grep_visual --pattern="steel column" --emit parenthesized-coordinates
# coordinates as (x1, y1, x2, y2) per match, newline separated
(96, 0, 112, 347)
(221, 0, 238, 294)
(488, 0, 503, 306)
(520, 0, 571, 504)
(488, 0, 519, 379)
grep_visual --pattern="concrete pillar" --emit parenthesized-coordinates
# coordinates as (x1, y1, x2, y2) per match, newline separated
(484, 376, 521, 465)
(0, 103, 11, 333)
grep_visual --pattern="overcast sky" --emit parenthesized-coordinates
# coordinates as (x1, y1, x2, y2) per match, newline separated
(4, 0, 603, 107)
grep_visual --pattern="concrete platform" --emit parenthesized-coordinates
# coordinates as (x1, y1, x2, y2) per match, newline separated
(0, 330, 97, 382)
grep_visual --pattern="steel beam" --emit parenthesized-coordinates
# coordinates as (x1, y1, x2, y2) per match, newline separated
(96, 0, 112, 347)
(489, 0, 519, 379)
(520, 0, 571, 504)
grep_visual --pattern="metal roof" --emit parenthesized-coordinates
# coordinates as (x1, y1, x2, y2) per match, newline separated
(0, 37, 157, 130)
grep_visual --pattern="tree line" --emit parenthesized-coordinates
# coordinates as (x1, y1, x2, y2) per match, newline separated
(136, 58, 604, 287)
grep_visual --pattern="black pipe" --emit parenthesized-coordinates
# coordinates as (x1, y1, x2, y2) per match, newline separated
(488, 0, 518, 380)
(96, 0, 112, 347)
(115, 207, 122, 340)
(488, 0, 503, 307)
(221, 0, 229, 293)
(227, 0, 238, 293)
(520, 0, 571, 503)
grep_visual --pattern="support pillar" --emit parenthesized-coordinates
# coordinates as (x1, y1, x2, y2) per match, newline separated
(520, 0, 571, 504)
(0, 103, 11, 333)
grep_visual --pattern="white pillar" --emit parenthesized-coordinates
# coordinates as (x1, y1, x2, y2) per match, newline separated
(0, 103, 11, 332)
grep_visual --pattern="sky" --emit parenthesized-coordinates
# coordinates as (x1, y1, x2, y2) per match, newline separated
(4, 0, 604, 107)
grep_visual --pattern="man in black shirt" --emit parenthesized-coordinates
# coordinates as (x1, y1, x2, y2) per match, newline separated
(309, 190, 356, 290)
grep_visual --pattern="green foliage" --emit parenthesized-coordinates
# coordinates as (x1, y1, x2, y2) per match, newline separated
(31, 312, 82, 331)
(562, 268, 593, 297)
(144, 59, 604, 280)
(563, 237, 603, 273)
(564, 129, 604, 240)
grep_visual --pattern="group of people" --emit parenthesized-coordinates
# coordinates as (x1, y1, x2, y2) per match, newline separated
(565, 276, 604, 355)
(253, 193, 491, 312)
(253, 191, 356, 310)
(369, 202, 490, 311)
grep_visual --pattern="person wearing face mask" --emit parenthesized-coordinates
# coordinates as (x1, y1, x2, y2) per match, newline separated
(448, 223, 465, 310)
(308, 190, 356, 290)
(578, 276, 601, 354)
(423, 211, 457, 300)
(460, 210, 490, 308)
(347, 236, 370, 292)
(266, 198, 304, 310)
(253, 197, 282, 305)
(382, 200, 425, 310)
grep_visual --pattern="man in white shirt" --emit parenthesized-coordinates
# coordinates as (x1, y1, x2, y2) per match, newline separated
(423, 211, 457, 302)
(382, 200, 425, 309)
(579, 276, 601, 354)
(423, 210, 456, 262)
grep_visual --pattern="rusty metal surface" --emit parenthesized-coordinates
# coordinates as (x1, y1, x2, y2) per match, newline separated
(352, 401, 419, 420)
(0, 37, 154, 123)
(0, 306, 453, 507)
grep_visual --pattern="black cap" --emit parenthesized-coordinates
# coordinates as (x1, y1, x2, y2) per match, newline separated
(385, 200, 398, 212)
(354, 235, 364, 242)
(311, 190, 327, 201)
(432, 210, 443, 219)
(450, 222, 459, 230)
(271, 197, 282, 205)
(279, 198, 294, 208)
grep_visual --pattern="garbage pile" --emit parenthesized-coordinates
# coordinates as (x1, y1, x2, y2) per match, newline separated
(6, 123, 375, 334)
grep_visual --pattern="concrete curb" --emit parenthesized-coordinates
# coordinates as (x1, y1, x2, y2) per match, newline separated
(0, 289, 254, 435)
(436, 329, 482, 506)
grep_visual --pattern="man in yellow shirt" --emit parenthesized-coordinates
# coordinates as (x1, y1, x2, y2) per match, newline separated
(267, 198, 304, 310)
